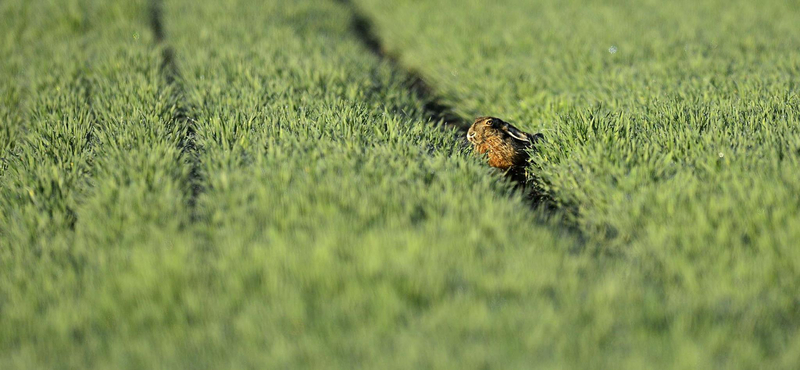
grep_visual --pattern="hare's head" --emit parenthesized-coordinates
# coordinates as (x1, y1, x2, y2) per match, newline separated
(467, 116, 501, 144)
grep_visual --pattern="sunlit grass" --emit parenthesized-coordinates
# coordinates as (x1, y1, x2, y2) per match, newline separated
(0, 0, 607, 368)
(2, 0, 798, 367)
(353, 0, 800, 367)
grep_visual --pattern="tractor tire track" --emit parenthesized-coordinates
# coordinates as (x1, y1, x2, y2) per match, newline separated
(149, 0, 202, 222)
(334, 0, 466, 133)
(337, 0, 576, 227)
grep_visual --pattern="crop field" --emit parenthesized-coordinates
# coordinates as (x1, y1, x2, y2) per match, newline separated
(1, 0, 799, 368)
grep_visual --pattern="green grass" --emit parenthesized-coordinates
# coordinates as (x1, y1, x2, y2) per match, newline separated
(1, 0, 799, 368)
(0, 0, 197, 367)
(3, 0, 585, 368)
(353, 0, 800, 366)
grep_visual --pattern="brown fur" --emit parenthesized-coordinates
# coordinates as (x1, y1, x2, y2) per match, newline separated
(466, 116, 542, 173)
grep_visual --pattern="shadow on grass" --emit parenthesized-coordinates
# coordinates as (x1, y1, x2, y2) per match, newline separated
(335, 0, 586, 248)
(148, 0, 203, 223)
(333, 0, 467, 132)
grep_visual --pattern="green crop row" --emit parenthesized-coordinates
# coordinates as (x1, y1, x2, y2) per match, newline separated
(353, 0, 800, 367)
(0, 0, 197, 367)
(0, 0, 620, 368)
(160, 0, 602, 367)
(4, 0, 797, 367)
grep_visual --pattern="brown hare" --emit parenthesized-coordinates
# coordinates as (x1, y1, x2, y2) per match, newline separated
(467, 116, 543, 179)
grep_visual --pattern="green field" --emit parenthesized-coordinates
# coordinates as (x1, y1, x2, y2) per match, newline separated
(1, 0, 799, 368)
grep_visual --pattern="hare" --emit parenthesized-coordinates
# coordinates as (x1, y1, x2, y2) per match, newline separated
(467, 116, 543, 175)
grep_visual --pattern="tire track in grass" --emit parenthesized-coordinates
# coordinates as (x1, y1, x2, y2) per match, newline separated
(2, 0, 199, 365)
(338, 0, 800, 366)
(1, 0, 195, 365)
(338, 0, 581, 233)
(149, 0, 202, 221)
(161, 1, 603, 367)
(334, 0, 465, 132)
